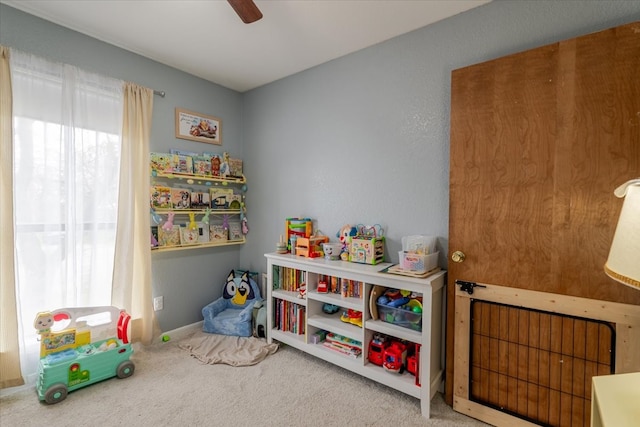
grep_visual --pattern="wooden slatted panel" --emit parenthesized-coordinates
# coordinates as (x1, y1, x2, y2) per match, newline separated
(469, 301, 614, 426)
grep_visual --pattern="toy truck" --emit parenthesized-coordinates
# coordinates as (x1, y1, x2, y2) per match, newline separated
(34, 306, 135, 404)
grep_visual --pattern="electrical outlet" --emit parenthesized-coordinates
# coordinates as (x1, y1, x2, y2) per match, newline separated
(153, 296, 163, 311)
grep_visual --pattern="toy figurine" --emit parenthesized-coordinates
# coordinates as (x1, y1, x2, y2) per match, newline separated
(297, 283, 307, 299)
(34, 311, 54, 334)
(336, 224, 357, 260)
(188, 212, 197, 230)
(162, 212, 175, 231)
(202, 208, 211, 225)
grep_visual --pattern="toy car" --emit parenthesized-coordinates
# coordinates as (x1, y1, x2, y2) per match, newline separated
(383, 341, 407, 374)
(34, 306, 135, 404)
(368, 334, 389, 366)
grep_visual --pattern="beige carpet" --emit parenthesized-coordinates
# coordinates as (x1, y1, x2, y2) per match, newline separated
(0, 323, 489, 426)
(178, 330, 279, 366)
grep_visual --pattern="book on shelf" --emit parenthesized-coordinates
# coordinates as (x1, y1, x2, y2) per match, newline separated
(322, 341, 362, 359)
(209, 224, 228, 243)
(228, 221, 242, 241)
(197, 221, 210, 243)
(171, 188, 191, 209)
(325, 276, 362, 298)
(274, 299, 305, 335)
(322, 333, 362, 359)
(158, 224, 181, 247)
(228, 157, 243, 178)
(151, 226, 159, 248)
(210, 188, 233, 209)
(179, 226, 200, 246)
(190, 190, 210, 209)
(193, 154, 212, 176)
(150, 185, 172, 209)
(171, 153, 193, 174)
(170, 149, 199, 158)
(210, 154, 221, 177)
(150, 152, 173, 173)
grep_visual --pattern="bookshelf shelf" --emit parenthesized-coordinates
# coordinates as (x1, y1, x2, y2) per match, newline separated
(265, 252, 446, 419)
(150, 168, 247, 252)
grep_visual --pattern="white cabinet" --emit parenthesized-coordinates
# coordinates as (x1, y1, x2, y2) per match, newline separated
(265, 252, 446, 419)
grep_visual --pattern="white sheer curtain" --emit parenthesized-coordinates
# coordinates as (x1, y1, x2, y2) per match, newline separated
(10, 49, 124, 383)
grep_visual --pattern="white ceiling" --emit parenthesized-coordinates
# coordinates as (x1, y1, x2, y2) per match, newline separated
(2, 0, 490, 92)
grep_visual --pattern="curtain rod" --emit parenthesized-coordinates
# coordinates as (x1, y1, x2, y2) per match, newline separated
(153, 90, 165, 97)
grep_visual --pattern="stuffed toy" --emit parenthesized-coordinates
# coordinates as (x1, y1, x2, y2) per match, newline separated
(336, 224, 357, 260)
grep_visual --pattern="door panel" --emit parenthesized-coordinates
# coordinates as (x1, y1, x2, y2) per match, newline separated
(447, 21, 640, 423)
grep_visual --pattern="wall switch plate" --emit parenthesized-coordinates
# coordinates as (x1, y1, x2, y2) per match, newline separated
(153, 296, 163, 311)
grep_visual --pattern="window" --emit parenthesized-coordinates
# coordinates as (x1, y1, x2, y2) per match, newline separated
(10, 51, 124, 382)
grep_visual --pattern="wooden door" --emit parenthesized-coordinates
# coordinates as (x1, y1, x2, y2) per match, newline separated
(447, 22, 640, 425)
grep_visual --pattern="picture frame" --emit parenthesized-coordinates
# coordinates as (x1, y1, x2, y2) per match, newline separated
(175, 108, 222, 145)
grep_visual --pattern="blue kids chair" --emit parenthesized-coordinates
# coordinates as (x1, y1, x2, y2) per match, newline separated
(202, 270, 262, 337)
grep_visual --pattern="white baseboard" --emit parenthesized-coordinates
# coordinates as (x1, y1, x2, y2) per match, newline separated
(160, 321, 202, 341)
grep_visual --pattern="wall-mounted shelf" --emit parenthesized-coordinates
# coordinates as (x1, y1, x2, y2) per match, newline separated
(150, 170, 247, 252)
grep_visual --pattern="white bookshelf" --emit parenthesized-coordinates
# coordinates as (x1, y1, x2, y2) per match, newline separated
(265, 252, 446, 419)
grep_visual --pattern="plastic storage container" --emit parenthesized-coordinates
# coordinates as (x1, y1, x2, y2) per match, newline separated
(376, 303, 422, 331)
(398, 251, 438, 273)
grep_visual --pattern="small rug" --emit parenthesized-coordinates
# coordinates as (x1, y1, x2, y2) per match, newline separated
(178, 330, 279, 366)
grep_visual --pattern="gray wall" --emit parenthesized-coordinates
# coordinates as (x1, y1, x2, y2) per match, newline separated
(240, 0, 640, 274)
(2, 1, 639, 332)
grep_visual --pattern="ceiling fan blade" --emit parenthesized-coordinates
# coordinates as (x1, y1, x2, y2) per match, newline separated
(227, 0, 263, 24)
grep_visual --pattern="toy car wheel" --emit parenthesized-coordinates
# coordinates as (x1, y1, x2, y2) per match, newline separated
(116, 360, 135, 379)
(44, 383, 68, 404)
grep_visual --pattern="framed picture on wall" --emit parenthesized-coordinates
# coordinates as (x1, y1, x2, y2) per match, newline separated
(175, 108, 222, 145)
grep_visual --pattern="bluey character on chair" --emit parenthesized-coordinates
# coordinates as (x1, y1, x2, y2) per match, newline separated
(202, 270, 262, 337)
(223, 270, 255, 306)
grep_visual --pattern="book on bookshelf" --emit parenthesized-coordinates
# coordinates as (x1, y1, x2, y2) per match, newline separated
(197, 221, 210, 243)
(274, 299, 305, 335)
(228, 221, 242, 241)
(209, 224, 228, 243)
(179, 226, 200, 246)
(150, 185, 172, 209)
(171, 153, 193, 174)
(229, 157, 243, 178)
(158, 225, 181, 247)
(171, 188, 191, 209)
(190, 190, 210, 209)
(210, 188, 233, 209)
(150, 152, 173, 173)
(193, 154, 212, 176)
(210, 154, 221, 177)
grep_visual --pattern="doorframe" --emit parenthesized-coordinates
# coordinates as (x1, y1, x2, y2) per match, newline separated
(453, 283, 640, 426)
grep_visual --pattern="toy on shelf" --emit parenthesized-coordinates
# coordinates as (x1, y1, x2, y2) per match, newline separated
(321, 242, 343, 260)
(34, 306, 135, 404)
(162, 212, 175, 231)
(297, 283, 307, 299)
(285, 217, 313, 252)
(295, 235, 329, 258)
(375, 288, 423, 332)
(340, 309, 363, 328)
(276, 234, 288, 253)
(349, 224, 385, 265)
(383, 341, 407, 374)
(317, 277, 328, 293)
(336, 224, 357, 260)
(368, 334, 389, 366)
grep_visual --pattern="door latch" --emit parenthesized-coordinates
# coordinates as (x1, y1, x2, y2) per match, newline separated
(455, 280, 486, 295)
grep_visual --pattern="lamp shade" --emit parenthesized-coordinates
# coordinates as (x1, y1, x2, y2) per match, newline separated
(604, 178, 640, 290)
